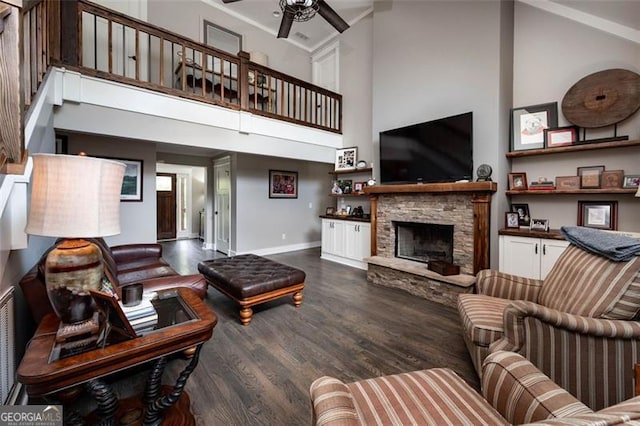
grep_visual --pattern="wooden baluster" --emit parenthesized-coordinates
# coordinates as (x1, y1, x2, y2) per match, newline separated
(159, 37, 164, 87)
(134, 28, 139, 81)
(60, 0, 78, 67)
(107, 20, 112, 73)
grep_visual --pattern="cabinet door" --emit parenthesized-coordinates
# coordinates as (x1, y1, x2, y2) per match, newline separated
(344, 223, 371, 261)
(358, 223, 371, 260)
(499, 235, 541, 279)
(322, 219, 343, 256)
(344, 223, 360, 260)
(321, 219, 333, 254)
(539, 239, 570, 279)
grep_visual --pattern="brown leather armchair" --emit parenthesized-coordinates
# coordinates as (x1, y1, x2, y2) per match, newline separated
(20, 238, 207, 324)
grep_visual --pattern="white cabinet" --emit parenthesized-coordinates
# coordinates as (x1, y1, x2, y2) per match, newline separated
(321, 219, 345, 256)
(499, 234, 569, 280)
(321, 218, 370, 270)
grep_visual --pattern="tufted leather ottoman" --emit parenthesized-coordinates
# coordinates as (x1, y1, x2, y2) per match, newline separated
(198, 254, 305, 325)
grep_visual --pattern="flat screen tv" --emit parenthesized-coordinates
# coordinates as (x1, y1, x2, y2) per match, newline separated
(379, 112, 473, 184)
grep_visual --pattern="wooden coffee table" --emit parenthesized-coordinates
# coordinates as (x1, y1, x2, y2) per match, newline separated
(17, 288, 217, 425)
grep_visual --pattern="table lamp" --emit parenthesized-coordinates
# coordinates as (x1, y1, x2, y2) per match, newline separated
(25, 154, 125, 340)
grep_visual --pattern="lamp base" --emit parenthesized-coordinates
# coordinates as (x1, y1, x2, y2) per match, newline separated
(45, 239, 105, 324)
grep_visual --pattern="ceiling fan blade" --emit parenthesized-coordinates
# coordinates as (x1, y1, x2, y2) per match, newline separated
(221, 0, 243, 3)
(317, 0, 349, 33)
(277, 9, 295, 38)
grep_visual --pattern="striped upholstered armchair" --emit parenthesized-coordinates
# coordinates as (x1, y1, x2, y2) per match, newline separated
(458, 244, 640, 410)
(310, 350, 640, 425)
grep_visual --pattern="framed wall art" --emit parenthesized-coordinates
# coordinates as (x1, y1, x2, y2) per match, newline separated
(544, 126, 578, 148)
(335, 147, 357, 171)
(578, 200, 618, 230)
(269, 170, 298, 199)
(100, 157, 143, 202)
(577, 165, 605, 189)
(510, 102, 558, 151)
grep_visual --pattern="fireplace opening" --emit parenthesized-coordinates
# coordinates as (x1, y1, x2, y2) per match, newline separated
(394, 221, 454, 264)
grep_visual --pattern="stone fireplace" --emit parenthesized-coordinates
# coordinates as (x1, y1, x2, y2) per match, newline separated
(364, 182, 496, 307)
(395, 221, 453, 265)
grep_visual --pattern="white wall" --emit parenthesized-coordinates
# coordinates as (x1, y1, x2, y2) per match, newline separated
(146, 0, 311, 81)
(67, 135, 158, 245)
(234, 153, 333, 254)
(512, 2, 640, 232)
(334, 13, 374, 163)
(370, 0, 513, 267)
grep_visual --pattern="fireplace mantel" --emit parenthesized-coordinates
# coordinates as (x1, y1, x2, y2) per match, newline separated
(364, 181, 497, 195)
(365, 181, 497, 274)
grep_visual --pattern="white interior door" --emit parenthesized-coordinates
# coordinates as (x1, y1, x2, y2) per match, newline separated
(214, 158, 231, 255)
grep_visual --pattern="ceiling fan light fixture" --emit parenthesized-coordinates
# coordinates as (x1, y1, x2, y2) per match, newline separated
(280, 0, 319, 22)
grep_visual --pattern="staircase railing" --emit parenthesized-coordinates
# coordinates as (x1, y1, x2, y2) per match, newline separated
(41, 0, 342, 134)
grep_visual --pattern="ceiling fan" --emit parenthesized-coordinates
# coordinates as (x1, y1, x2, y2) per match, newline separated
(221, 0, 350, 39)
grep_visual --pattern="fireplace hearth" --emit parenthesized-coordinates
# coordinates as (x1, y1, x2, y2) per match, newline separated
(394, 221, 453, 265)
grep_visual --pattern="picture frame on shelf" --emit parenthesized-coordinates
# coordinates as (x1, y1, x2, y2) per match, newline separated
(578, 200, 618, 230)
(622, 175, 640, 189)
(354, 182, 366, 193)
(530, 218, 549, 232)
(544, 126, 579, 148)
(505, 212, 520, 229)
(269, 169, 298, 199)
(577, 165, 605, 189)
(335, 147, 357, 171)
(508, 172, 528, 190)
(601, 170, 624, 189)
(339, 179, 353, 194)
(555, 176, 580, 190)
(510, 203, 531, 228)
(510, 102, 558, 151)
(325, 207, 334, 215)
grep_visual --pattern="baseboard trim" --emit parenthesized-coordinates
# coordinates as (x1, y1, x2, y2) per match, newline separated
(237, 241, 321, 257)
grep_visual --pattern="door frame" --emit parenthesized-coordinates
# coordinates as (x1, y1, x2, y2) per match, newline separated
(213, 156, 232, 255)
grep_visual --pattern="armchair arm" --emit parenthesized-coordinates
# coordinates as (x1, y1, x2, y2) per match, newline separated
(110, 243, 163, 264)
(476, 269, 543, 301)
(309, 376, 360, 426)
(491, 301, 640, 410)
(482, 351, 592, 424)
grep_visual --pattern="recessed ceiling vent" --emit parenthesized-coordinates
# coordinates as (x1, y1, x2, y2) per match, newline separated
(294, 31, 310, 41)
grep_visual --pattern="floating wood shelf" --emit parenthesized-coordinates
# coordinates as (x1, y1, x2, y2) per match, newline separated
(506, 138, 640, 158)
(506, 188, 637, 196)
(329, 167, 372, 175)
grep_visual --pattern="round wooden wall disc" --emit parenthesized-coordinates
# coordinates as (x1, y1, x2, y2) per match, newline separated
(561, 68, 640, 128)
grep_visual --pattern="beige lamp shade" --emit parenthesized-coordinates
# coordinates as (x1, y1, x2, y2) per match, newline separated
(25, 154, 126, 238)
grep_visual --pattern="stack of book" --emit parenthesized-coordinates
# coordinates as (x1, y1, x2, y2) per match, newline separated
(119, 292, 158, 336)
(529, 180, 555, 190)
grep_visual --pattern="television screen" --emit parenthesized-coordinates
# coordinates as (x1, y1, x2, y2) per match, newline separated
(379, 112, 473, 184)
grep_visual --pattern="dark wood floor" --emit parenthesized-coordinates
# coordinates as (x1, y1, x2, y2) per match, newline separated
(159, 239, 478, 425)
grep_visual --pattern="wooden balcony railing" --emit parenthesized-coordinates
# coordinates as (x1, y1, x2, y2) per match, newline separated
(24, 0, 342, 134)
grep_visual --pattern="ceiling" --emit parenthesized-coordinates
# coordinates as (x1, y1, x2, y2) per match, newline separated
(211, 0, 638, 51)
(212, 0, 373, 50)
